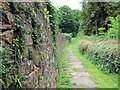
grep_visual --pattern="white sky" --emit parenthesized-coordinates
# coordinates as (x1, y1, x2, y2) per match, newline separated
(50, 0, 82, 10)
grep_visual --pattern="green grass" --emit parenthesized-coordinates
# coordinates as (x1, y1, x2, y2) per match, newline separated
(72, 68, 79, 72)
(56, 45, 74, 88)
(70, 33, 119, 88)
(56, 32, 119, 88)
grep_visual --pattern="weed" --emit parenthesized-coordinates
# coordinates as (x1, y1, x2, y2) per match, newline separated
(72, 68, 79, 72)
(56, 45, 74, 88)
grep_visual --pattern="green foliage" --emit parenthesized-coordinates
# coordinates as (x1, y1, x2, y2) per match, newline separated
(98, 15, 119, 39)
(98, 27, 106, 35)
(88, 43, 119, 74)
(56, 46, 73, 88)
(12, 15, 26, 63)
(0, 47, 27, 88)
(79, 42, 120, 74)
(107, 15, 119, 39)
(47, 2, 59, 68)
(71, 36, 118, 88)
(1, 15, 27, 89)
(32, 27, 42, 47)
(81, 1, 119, 35)
(58, 5, 81, 37)
(0, 47, 14, 88)
(11, 73, 27, 88)
(72, 68, 79, 72)
(44, 7, 50, 22)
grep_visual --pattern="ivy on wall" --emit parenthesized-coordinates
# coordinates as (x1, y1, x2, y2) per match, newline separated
(12, 15, 26, 64)
(47, 2, 59, 68)
(1, 15, 27, 89)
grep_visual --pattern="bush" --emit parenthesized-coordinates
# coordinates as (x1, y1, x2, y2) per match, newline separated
(79, 41, 120, 74)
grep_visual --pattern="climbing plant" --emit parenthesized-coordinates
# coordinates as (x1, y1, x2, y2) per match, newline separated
(1, 15, 27, 89)
(0, 47, 14, 89)
(12, 15, 26, 64)
(47, 2, 59, 68)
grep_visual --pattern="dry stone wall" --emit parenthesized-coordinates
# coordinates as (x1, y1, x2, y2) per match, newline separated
(56, 32, 69, 54)
(1, 1, 69, 89)
(1, 2, 57, 88)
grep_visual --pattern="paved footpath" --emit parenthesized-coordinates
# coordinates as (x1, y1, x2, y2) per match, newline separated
(66, 47, 96, 88)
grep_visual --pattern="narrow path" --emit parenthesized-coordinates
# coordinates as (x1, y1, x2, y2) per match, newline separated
(66, 47, 96, 88)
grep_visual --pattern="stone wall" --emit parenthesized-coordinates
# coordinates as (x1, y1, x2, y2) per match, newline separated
(1, 2, 57, 88)
(56, 32, 69, 54)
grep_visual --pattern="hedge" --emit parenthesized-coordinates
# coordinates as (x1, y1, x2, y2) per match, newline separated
(79, 41, 120, 74)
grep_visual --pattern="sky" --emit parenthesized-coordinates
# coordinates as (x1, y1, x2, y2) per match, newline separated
(50, 0, 82, 10)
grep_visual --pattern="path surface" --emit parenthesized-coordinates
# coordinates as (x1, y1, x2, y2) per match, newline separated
(66, 47, 96, 88)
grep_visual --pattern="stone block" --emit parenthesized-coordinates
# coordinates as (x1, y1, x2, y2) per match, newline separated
(2, 2, 11, 11)
(33, 49, 41, 67)
(0, 31, 14, 44)
(25, 35, 33, 46)
(18, 62, 31, 75)
(26, 70, 38, 88)
(1, 24, 12, 29)
(5, 11, 15, 27)
(24, 23, 33, 33)
(0, 40, 9, 47)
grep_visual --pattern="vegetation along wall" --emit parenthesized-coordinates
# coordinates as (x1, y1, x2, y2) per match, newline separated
(0, 2, 69, 89)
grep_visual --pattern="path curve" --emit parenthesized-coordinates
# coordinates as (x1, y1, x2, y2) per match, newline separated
(66, 47, 96, 88)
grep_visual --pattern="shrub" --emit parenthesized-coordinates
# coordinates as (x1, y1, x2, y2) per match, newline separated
(79, 41, 120, 74)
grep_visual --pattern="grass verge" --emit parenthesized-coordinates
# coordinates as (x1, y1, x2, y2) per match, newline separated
(70, 34, 119, 88)
(56, 45, 73, 88)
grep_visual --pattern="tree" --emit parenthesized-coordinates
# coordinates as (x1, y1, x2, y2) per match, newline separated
(58, 5, 81, 37)
(81, 1, 119, 35)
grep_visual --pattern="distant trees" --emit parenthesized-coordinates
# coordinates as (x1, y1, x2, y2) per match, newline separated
(58, 5, 81, 37)
(48, 1, 120, 38)
(81, 1, 120, 36)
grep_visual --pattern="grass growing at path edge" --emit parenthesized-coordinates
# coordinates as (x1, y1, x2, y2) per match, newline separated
(56, 45, 73, 88)
(70, 34, 119, 88)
